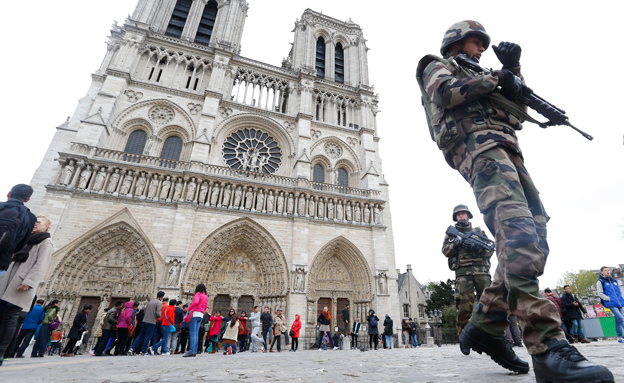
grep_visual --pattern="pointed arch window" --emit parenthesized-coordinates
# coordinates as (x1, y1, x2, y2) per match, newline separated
(160, 136, 183, 168)
(313, 163, 325, 190)
(123, 129, 147, 163)
(335, 43, 345, 84)
(165, 0, 193, 38)
(194, 0, 218, 46)
(316, 37, 326, 78)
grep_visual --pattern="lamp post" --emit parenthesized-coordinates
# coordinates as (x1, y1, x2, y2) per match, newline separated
(433, 309, 442, 347)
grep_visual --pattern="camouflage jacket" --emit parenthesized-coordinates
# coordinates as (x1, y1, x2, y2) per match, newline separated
(416, 55, 527, 180)
(442, 222, 493, 275)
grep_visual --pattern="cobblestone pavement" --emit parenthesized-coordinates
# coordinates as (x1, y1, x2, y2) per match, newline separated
(2, 341, 624, 382)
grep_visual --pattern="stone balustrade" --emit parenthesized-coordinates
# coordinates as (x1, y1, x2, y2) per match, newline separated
(53, 148, 385, 226)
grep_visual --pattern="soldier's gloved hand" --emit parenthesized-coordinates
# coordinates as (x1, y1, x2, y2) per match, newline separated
(492, 41, 521, 68)
(497, 69, 523, 100)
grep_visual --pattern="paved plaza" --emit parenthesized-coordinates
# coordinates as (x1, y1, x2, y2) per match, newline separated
(2, 341, 624, 382)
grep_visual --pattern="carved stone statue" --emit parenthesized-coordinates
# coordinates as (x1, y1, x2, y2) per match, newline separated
(185, 180, 196, 201)
(172, 180, 183, 201)
(92, 168, 106, 192)
(318, 198, 325, 219)
(378, 274, 387, 295)
(336, 201, 343, 221)
(59, 161, 75, 186)
(106, 169, 120, 193)
(159, 177, 171, 199)
(266, 191, 275, 213)
(345, 202, 352, 221)
(210, 183, 220, 205)
(77, 166, 92, 189)
(119, 172, 133, 195)
(363, 204, 371, 224)
(244, 188, 253, 210)
(327, 199, 334, 220)
(256, 190, 265, 211)
(294, 269, 305, 292)
(147, 175, 159, 198)
(144, 135, 154, 155)
(135, 173, 147, 196)
(307, 301, 316, 324)
(221, 185, 231, 207)
(297, 194, 305, 216)
(166, 261, 181, 286)
(374, 205, 382, 225)
(354, 203, 361, 223)
(286, 193, 294, 215)
(233, 186, 242, 208)
(277, 191, 284, 214)
(198, 182, 208, 203)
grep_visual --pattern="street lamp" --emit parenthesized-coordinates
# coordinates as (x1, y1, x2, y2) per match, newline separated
(433, 309, 442, 347)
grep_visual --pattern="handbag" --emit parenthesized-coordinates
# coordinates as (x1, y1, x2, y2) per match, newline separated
(50, 317, 61, 331)
(289, 329, 295, 337)
(183, 313, 192, 323)
(170, 325, 176, 333)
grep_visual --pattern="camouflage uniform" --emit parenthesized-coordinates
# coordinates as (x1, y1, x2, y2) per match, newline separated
(442, 222, 492, 335)
(416, 24, 565, 355)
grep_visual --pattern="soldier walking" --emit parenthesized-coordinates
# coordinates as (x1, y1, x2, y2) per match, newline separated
(416, 20, 613, 382)
(442, 205, 492, 336)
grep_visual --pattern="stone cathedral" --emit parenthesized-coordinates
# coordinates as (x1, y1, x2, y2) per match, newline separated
(29, 0, 400, 339)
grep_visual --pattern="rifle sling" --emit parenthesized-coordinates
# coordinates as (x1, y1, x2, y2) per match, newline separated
(487, 91, 548, 128)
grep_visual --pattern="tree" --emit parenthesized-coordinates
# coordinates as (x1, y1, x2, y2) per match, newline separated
(425, 279, 455, 316)
(557, 269, 598, 301)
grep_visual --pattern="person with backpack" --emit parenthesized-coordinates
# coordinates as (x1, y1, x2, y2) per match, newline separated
(383, 314, 394, 349)
(31, 300, 60, 358)
(367, 309, 379, 350)
(0, 214, 52, 365)
(317, 306, 337, 351)
(596, 267, 624, 343)
(0, 184, 37, 276)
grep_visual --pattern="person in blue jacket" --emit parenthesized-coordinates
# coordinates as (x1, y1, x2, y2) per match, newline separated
(597, 267, 624, 343)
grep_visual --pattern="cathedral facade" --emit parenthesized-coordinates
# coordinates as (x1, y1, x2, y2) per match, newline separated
(29, 0, 399, 339)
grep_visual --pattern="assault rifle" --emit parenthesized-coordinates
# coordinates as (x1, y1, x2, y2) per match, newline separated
(453, 54, 593, 141)
(445, 225, 495, 253)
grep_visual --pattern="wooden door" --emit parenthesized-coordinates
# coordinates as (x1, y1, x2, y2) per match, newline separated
(212, 294, 231, 316)
(317, 298, 331, 327)
(238, 295, 254, 333)
(337, 298, 350, 335)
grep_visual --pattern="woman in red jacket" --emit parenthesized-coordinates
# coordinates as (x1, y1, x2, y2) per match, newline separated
(290, 314, 301, 352)
(237, 311, 248, 352)
(207, 310, 223, 353)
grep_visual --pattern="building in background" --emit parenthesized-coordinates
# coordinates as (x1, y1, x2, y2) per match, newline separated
(29, 0, 399, 339)
(397, 264, 428, 326)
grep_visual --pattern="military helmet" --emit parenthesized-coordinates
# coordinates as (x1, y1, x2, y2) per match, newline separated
(452, 204, 473, 221)
(440, 20, 491, 56)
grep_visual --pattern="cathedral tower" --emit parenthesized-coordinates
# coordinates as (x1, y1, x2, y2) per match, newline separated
(31, 1, 399, 341)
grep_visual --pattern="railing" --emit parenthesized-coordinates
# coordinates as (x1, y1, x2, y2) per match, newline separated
(53, 150, 385, 226)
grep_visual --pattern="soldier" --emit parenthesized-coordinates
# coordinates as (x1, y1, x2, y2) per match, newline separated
(416, 21, 613, 382)
(442, 205, 492, 336)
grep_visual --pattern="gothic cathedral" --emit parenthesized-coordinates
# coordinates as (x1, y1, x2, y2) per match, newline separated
(29, 0, 399, 339)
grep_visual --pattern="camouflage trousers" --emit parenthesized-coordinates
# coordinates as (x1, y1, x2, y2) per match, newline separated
(459, 146, 565, 355)
(455, 274, 491, 335)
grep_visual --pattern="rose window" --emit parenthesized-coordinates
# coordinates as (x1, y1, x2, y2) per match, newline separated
(222, 128, 282, 174)
(148, 106, 175, 125)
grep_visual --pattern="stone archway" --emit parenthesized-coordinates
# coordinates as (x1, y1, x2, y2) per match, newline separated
(182, 218, 289, 313)
(307, 236, 374, 333)
(44, 221, 159, 327)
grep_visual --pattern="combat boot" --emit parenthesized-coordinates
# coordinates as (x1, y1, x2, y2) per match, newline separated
(532, 339, 613, 383)
(459, 322, 529, 374)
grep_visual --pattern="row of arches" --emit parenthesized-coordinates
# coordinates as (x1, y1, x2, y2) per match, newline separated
(42, 216, 374, 328)
(165, 0, 218, 46)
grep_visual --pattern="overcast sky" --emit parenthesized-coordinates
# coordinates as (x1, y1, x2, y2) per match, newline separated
(1, 1, 622, 291)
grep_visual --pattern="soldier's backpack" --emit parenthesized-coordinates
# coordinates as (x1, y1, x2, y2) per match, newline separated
(0, 204, 24, 257)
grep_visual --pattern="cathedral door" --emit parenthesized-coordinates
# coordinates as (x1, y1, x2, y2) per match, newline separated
(238, 295, 254, 333)
(317, 298, 331, 328)
(337, 298, 350, 335)
(213, 294, 231, 315)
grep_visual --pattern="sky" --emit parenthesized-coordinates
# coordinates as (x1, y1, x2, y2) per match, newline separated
(1, 1, 622, 291)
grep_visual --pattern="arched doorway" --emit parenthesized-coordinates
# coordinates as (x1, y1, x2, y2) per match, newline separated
(307, 236, 374, 337)
(43, 221, 159, 330)
(181, 218, 289, 316)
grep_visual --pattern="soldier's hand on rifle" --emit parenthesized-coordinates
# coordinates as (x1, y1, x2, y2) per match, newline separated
(492, 41, 521, 68)
(496, 69, 523, 100)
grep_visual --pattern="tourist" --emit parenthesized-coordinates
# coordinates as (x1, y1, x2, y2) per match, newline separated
(177, 304, 189, 354)
(269, 308, 286, 352)
(237, 310, 248, 352)
(12, 299, 45, 358)
(222, 314, 240, 355)
(383, 314, 394, 349)
(317, 306, 337, 351)
(367, 309, 379, 350)
(184, 284, 208, 357)
(290, 314, 301, 352)
(249, 306, 263, 353)
(260, 306, 272, 352)
(207, 310, 224, 354)
(114, 301, 135, 355)
(402, 319, 410, 348)
(129, 291, 164, 356)
(169, 300, 184, 353)
(351, 318, 361, 349)
(408, 318, 419, 347)
(48, 329, 63, 355)
(94, 301, 122, 356)
(150, 298, 176, 355)
(62, 303, 92, 357)
(32, 300, 60, 357)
